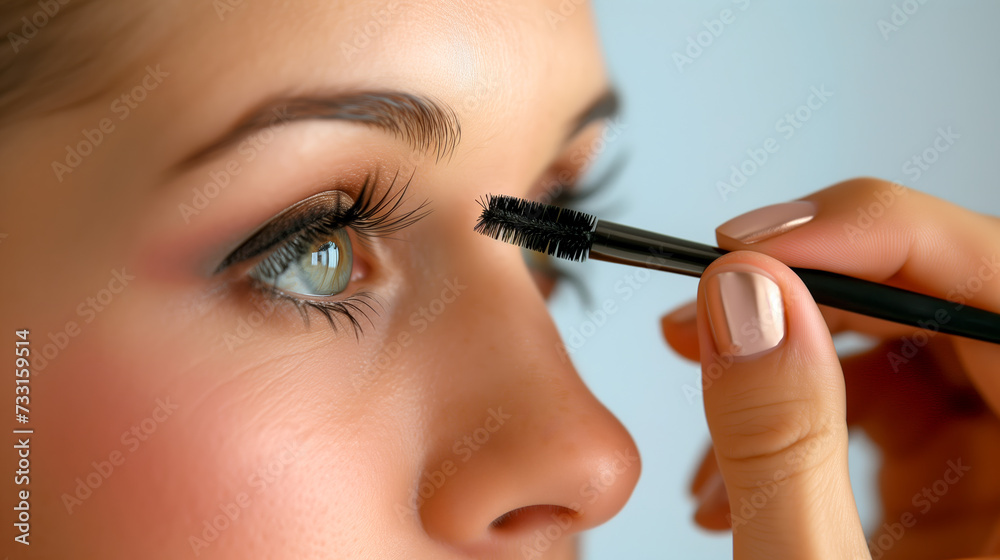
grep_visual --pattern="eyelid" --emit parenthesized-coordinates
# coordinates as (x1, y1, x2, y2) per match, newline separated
(214, 169, 429, 276)
(215, 190, 355, 274)
(529, 119, 625, 204)
(210, 169, 429, 335)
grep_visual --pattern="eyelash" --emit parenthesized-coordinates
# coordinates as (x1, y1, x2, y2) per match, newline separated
(247, 170, 430, 335)
(224, 143, 622, 336)
(529, 150, 627, 305)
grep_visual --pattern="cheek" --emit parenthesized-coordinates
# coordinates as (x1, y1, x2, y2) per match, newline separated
(37, 329, 235, 556)
(33, 287, 414, 558)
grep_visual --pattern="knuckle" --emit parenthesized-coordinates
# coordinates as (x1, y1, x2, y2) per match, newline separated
(712, 396, 843, 475)
(826, 176, 910, 200)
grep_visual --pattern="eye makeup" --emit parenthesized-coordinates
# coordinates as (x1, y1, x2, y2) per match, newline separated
(216, 169, 430, 335)
(523, 135, 628, 304)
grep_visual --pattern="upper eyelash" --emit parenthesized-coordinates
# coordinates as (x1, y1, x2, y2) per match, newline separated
(531, 150, 628, 306)
(221, 168, 430, 336)
(546, 150, 627, 208)
(253, 170, 429, 279)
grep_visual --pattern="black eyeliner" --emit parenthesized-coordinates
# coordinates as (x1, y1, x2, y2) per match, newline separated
(213, 169, 430, 335)
(215, 192, 352, 273)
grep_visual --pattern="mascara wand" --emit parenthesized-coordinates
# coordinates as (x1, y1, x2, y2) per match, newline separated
(474, 194, 1000, 344)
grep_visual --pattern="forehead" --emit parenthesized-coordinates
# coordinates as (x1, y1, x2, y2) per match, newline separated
(139, 0, 607, 168)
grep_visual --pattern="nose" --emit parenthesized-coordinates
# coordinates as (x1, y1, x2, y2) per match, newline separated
(412, 236, 641, 552)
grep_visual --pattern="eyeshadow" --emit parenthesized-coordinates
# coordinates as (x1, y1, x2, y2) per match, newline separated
(215, 190, 353, 273)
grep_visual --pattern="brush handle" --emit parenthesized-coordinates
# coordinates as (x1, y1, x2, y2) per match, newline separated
(589, 220, 1000, 344)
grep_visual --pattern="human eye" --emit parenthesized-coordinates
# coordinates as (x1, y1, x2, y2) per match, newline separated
(524, 131, 627, 301)
(253, 226, 354, 297)
(215, 169, 429, 335)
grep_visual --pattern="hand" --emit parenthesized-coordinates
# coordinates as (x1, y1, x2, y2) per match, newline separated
(661, 178, 1000, 559)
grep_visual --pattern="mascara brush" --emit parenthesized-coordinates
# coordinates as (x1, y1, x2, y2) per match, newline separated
(473, 194, 1000, 344)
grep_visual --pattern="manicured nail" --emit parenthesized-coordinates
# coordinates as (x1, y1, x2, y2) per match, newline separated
(669, 301, 697, 323)
(705, 270, 785, 357)
(695, 471, 728, 513)
(717, 201, 816, 244)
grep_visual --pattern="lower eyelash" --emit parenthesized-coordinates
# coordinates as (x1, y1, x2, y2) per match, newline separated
(254, 279, 384, 338)
(531, 151, 628, 305)
(232, 168, 428, 336)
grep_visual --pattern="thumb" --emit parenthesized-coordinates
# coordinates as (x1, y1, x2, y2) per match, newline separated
(696, 251, 869, 560)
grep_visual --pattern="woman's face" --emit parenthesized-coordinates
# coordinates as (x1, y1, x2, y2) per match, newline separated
(1, 0, 640, 557)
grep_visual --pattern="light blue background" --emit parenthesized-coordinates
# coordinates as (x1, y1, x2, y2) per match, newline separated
(554, 2, 1000, 558)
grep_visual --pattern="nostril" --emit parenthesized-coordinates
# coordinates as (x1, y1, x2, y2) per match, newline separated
(489, 504, 579, 533)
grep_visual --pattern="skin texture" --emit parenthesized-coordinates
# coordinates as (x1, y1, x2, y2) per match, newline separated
(663, 179, 1000, 560)
(0, 1, 640, 558)
(6, 3, 998, 559)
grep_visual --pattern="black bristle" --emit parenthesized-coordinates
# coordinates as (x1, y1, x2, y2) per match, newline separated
(473, 194, 597, 261)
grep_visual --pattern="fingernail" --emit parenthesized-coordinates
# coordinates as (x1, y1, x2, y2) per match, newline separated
(669, 301, 697, 323)
(695, 471, 728, 513)
(705, 270, 785, 357)
(717, 201, 816, 244)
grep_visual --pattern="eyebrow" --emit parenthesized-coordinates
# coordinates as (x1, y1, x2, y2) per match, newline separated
(178, 87, 619, 170)
(177, 91, 461, 170)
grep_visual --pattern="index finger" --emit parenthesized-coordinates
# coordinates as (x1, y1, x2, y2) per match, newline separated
(715, 178, 1000, 314)
(715, 177, 1000, 410)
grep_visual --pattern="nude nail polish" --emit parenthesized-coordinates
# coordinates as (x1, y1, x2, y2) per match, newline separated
(705, 270, 785, 357)
(716, 201, 816, 244)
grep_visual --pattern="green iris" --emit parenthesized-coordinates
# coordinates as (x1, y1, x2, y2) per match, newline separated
(258, 229, 353, 297)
